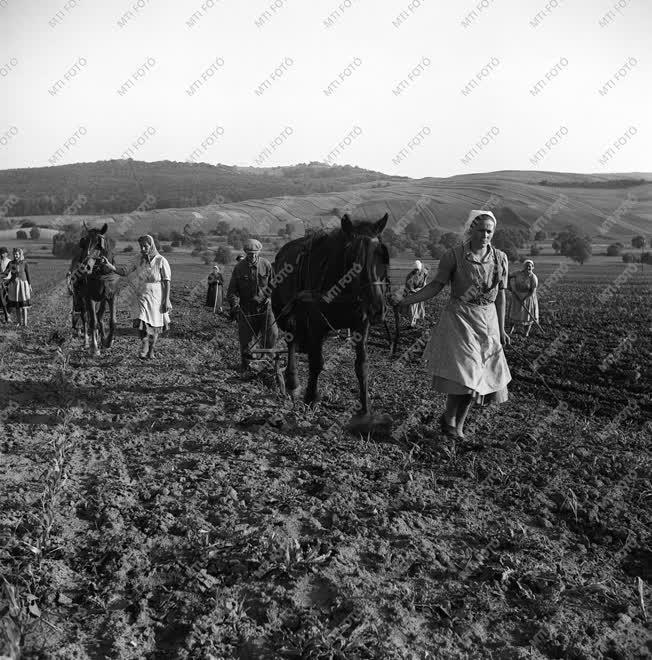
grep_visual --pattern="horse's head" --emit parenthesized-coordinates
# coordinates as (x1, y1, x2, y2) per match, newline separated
(340, 212, 389, 323)
(78, 222, 109, 274)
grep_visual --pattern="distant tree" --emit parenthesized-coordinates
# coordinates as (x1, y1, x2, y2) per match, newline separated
(160, 244, 173, 253)
(606, 243, 623, 257)
(503, 244, 520, 263)
(428, 228, 442, 244)
(566, 236, 592, 264)
(534, 230, 547, 241)
(529, 245, 541, 256)
(641, 252, 652, 265)
(552, 237, 561, 254)
(214, 246, 232, 264)
(29, 227, 41, 240)
(439, 232, 459, 249)
(123, 245, 134, 253)
(622, 252, 638, 263)
(215, 220, 230, 235)
(632, 235, 646, 262)
(171, 240, 181, 248)
(52, 224, 82, 258)
(429, 243, 447, 259)
(405, 220, 423, 241)
(16, 230, 28, 240)
(20, 220, 36, 228)
(413, 244, 424, 258)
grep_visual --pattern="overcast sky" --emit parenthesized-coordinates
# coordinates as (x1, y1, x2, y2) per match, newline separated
(1, 0, 650, 178)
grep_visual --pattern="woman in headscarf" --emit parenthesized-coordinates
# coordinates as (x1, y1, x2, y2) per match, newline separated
(3, 248, 31, 326)
(205, 264, 224, 313)
(102, 235, 171, 359)
(404, 260, 428, 327)
(395, 210, 511, 439)
(508, 259, 539, 338)
(0, 247, 10, 323)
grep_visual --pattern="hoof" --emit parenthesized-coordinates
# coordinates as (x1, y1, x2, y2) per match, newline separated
(346, 412, 392, 436)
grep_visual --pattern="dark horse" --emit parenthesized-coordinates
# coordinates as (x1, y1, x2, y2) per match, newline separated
(272, 213, 390, 427)
(70, 222, 122, 356)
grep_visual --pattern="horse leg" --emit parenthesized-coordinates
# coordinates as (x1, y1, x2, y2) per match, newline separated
(88, 301, 100, 357)
(97, 300, 106, 348)
(304, 336, 324, 406)
(354, 323, 370, 416)
(284, 332, 299, 399)
(106, 296, 116, 348)
(80, 298, 90, 348)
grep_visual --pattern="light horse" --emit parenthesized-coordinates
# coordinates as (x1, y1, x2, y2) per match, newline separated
(272, 213, 391, 430)
(70, 223, 122, 356)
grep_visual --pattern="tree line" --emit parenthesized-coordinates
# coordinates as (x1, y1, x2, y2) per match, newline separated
(0, 160, 395, 217)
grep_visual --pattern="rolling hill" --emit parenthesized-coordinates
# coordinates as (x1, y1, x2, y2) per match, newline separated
(1, 162, 650, 243)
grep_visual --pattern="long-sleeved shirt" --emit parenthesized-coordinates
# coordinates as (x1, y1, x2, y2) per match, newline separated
(404, 268, 428, 293)
(226, 257, 275, 311)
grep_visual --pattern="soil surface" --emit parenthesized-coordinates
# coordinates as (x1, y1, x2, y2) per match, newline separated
(1, 260, 650, 659)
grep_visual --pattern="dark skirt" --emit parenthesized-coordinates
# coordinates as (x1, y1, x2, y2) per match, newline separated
(205, 283, 223, 308)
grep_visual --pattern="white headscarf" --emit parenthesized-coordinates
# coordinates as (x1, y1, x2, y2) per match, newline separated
(414, 260, 422, 271)
(463, 210, 498, 242)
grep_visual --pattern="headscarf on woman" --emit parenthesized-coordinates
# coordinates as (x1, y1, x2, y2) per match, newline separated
(138, 235, 159, 264)
(462, 209, 498, 243)
(522, 259, 534, 270)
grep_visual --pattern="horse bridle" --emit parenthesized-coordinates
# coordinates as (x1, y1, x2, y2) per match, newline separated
(79, 235, 106, 275)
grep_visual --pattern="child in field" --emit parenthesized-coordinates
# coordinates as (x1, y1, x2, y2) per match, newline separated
(3, 248, 32, 326)
(0, 247, 9, 322)
(395, 210, 511, 439)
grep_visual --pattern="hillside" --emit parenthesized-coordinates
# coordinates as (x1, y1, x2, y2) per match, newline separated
(0, 160, 400, 217)
(1, 166, 650, 243)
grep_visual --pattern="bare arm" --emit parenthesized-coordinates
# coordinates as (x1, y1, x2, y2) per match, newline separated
(161, 280, 170, 313)
(495, 290, 510, 345)
(401, 279, 446, 306)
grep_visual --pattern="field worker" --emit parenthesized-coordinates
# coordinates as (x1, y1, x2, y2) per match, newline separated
(3, 248, 32, 326)
(206, 265, 224, 313)
(0, 247, 9, 323)
(235, 254, 245, 263)
(394, 210, 511, 439)
(226, 238, 278, 372)
(65, 269, 83, 335)
(508, 260, 539, 338)
(404, 260, 428, 327)
(102, 235, 171, 359)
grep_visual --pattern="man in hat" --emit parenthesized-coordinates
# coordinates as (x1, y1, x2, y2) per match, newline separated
(404, 260, 428, 327)
(226, 238, 278, 372)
